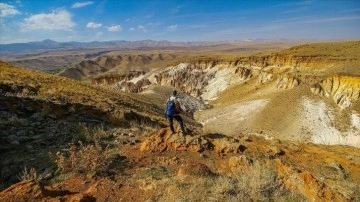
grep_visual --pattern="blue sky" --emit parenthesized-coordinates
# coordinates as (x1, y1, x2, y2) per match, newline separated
(0, 0, 359, 44)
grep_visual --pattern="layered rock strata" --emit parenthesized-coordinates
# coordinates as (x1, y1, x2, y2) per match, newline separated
(311, 76, 360, 108)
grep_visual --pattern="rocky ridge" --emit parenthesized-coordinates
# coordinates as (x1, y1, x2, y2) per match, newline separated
(311, 76, 360, 109)
(88, 52, 359, 107)
(1, 128, 360, 201)
(139, 129, 360, 201)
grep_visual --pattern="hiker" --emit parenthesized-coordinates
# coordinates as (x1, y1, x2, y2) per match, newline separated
(165, 90, 187, 134)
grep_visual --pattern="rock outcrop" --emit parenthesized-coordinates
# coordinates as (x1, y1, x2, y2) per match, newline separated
(276, 75, 300, 89)
(155, 63, 216, 98)
(114, 78, 152, 93)
(235, 67, 253, 80)
(92, 71, 147, 86)
(257, 71, 273, 84)
(230, 54, 340, 69)
(139, 129, 360, 201)
(311, 76, 360, 108)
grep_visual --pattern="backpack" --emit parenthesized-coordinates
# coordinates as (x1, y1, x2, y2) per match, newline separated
(166, 99, 180, 117)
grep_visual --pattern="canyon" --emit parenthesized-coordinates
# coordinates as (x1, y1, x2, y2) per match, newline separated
(58, 41, 360, 148)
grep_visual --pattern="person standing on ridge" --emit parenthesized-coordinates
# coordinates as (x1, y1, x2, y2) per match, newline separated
(165, 90, 187, 134)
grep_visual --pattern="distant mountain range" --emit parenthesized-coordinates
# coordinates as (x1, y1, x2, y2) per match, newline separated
(0, 39, 304, 54)
(0, 39, 223, 53)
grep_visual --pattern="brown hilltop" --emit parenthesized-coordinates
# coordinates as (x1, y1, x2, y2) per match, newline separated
(58, 53, 180, 81)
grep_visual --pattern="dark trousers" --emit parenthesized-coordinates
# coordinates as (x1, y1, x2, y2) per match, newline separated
(168, 114, 186, 133)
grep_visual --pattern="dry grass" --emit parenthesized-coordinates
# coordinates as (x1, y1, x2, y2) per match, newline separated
(212, 162, 280, 201)
(353, 184, 360, 202)
(55, 125, 113, 175)
(151, 162, 304, 202)
(76, 123, 109, 142)
(55, 141, 112, 175)
(0, 61, 142, 109)
(17, 167, 38, 182)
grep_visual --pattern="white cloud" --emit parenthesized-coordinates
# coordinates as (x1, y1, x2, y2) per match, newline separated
(129, 25, 151, 32)
(72, 1, 94, 8)
(86, 22, 102, 29)
(0, 3, 20, 17)
(107, 25, 122, 32)
(137, 25, 147, 31)
(167, 24, 178, 31)
(20, 9, 75, 32)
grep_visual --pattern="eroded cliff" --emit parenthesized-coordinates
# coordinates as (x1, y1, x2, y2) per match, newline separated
(311, 76, 360, 108)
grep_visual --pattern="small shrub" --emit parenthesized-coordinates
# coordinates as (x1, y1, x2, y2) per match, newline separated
(76, 122, 91, 142)
(55, 141, 112, 175)
(93, 125, 108, 141)
(76, 123, 108, 142)
(160, 162, 283, 202)
(21, 88, 31, 96)
(213, 161, 280, 200)
(17, 166, 38, 182)
(109, 111, 125, 126)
